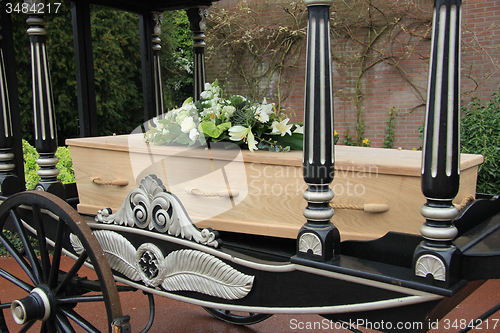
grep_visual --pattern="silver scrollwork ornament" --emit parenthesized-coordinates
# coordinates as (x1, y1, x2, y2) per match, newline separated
(198, 8, 209, 31)
(152, 12, 163, 36)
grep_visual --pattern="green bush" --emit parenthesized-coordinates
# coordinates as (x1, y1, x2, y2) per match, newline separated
(23, 140, 75, 190)
(461, 92, 500, 194)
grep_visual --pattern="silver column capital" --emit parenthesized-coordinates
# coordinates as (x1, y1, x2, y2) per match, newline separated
(304, 0, 334, 7)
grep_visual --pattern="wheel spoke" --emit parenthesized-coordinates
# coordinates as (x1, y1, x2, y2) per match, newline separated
(39, 321, 48, 333)
(49, 218, 65, 289)
(0, 267, 33, 292)
(0, 191, 123, 332)
(0, 233, 37, 284)
(0, 303, 8, 333)
(10, 208, 42, 284)
(54, 251, 88, 295)
(61, 308, 101, 333)
(18, 319, 36, 333)
(55, 313, 76, 333)
(46, 320, 57, 333)
(203, 307, 273, 325)
(33, 204, 51, 284)
(58, 294, 104, 304)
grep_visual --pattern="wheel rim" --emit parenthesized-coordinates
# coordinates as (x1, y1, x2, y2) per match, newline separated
(203, 307, 272, 325)
(0, 191, 122, 333)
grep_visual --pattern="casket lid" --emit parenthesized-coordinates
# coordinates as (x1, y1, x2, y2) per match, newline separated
(66, 134, 484, 177)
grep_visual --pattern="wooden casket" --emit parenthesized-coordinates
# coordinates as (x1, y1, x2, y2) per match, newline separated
(66, 134, 483, 241)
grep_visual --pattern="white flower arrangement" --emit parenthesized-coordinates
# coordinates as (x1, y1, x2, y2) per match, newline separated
(145, 80, 303, 152)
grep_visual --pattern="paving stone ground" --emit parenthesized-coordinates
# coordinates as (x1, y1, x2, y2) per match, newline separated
(1, 256, 499, 332)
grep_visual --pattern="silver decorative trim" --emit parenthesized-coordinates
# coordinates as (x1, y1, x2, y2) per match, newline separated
(320, 18, 326, 165)
(0, 153, 15, 162)
(0, 50, 12, 138)
(136, 243, 165, 287)
(71, 230, 141, 282)
(152, 12, 163, 36)
(421, 7, 437, 176)
(420, 204, 458, 221)
(303, 188, 334, 202)
(95, 175, 219, 248)
(198, 8, 208, 32)
(307, 17, 316, 165)
(160, 249, 253, 300)
(303, 207, 334, 220)
(38, 219, 440, 298)
(117, 278, 443, 315)
(70, 230, 254, 300)
(420, 224, 457, 242)
(431, 5, 447, 178)
(304, 0, 334, 6)
(299, 233, 322, 255)
(415, 254, 446, 281)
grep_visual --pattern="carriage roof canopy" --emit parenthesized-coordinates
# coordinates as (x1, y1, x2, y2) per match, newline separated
(76, 0, 219, 12)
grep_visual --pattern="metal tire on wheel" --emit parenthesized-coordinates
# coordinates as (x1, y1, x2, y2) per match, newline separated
(0, 191, 122, 333)
(202, 307, 272, 325)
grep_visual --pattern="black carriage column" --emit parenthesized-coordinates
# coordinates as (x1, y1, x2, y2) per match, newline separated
(295, 0, 339, 262)
(413, 0, 462, 288)
(25, 1, 65, 199)
(140, 11, 165, 120)
(187, 7, 209, 102)
(152, 12, 164, 117)
(0, 10, 25, 195)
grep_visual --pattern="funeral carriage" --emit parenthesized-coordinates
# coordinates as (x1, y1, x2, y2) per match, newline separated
(0, 0, 499, 332)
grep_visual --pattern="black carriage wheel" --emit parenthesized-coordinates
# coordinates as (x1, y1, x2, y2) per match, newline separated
(0, 191, 122, 333)
(202, 307, 272, 325)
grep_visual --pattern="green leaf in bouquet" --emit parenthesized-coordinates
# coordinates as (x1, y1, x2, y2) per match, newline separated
(182, 97, 193, 107)
(153, 137, 168, 145)
(201, 121, 232, 138)
(211, 132, 230, 142)
(230, 95, 249, 109)
(254, 126, 265, 137)
(174, 133, 194, 145)
(270, 133, 303, 150)
(201, 121, 219, 138)
(218, 122, 231, 132)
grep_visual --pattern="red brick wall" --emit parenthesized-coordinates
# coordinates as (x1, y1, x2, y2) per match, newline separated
(205, 0, 500, 149)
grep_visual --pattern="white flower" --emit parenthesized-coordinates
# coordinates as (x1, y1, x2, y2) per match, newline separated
(204, 82, 212, 91)
(200, 90, 212, 100)
(271, 118, 293, 136)
(176, 111, 189, 125)
(228, 125, 258, 152)
(246, 131, 258, 152)
(189, 128, 199, 141)
(170, 107, 182, 115)
(255, 100, 274, 123)
(181, 102, 196, 113)
(222, 105, 236, 117)
(229, 125, 250, 141)
(152, 117, 166, 131)
(201, 105, 221, 122)
(293, 125, 303, 134)
(180, 116, 196, 133)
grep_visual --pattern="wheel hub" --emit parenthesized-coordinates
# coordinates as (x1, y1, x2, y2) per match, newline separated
(11, 287, 52, 325)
